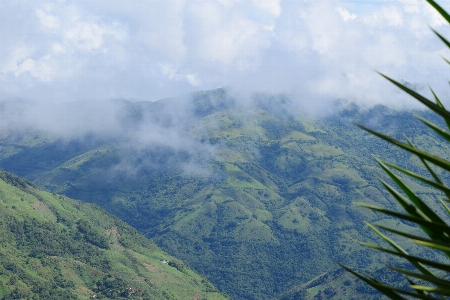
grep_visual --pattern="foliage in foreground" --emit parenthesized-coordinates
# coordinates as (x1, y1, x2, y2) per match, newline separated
(341, 0, 450, 298)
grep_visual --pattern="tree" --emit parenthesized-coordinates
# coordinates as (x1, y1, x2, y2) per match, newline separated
(341, 1, 450, 298)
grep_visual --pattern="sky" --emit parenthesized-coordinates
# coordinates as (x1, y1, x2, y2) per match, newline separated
(1, 0, 450, 108)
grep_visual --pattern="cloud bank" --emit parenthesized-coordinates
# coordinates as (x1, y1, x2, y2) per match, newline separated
(0, 0, 450, 107)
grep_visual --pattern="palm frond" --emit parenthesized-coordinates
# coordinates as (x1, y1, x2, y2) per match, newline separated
(426, 0, 450, 24)
(404, 135, 444, 185)
(356, 124, 450, 172)
(414, 114, 450, 143)
(343, 2, 450, 296)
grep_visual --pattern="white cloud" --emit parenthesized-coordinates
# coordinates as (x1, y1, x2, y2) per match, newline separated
(1, 1, 127, 87)
(14, 56, 57, 82)
(252, 0, 281, 17)
(160, 64, 182, 81)
(186, 74, 201, 86)
(36, 8, 60, 30)
(2, 46, 33, 74)
(217, 0, 242, 8)
(336, 6, 356, 21)
(160, 64, 202, 87)
(184, 0, 274, 67)
(0, 0, 449, 107)
(363, 5, 404, 27)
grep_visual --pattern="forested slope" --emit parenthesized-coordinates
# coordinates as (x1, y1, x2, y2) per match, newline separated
(0, 170, 227, 299)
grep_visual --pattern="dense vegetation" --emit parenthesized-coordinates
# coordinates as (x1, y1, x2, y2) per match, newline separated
(0, 91, 445, 299)
(0, 170, 227, 299)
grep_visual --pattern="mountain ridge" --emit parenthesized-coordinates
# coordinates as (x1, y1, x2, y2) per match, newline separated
(0, 90, 444, 299)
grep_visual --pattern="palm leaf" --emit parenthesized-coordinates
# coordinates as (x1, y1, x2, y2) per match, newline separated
(373, 224, 450, 258)
(356, 202, 450, 235)
(425, 0, 450, 24)
(407, 279, 433, 298)
(356, 124, 450, 172)
(341, 1, 450, 298)
(390, 267, 450, 288)
(413, 239, 450, 252)
(414, 114, 450, 143)
(339, 264, 408, 300)
(404, 135, 444, 185)
(432, 28, 450, 51)
(376, 159, 446, 225)
(375, 73, 450, 121)
(409, 285, 450, 296)
(360, 242, 450, 273)
(442, 56, 450, 66)
(382, 161, 450, 200)
(428, 87, 450, 131)
(365, 222, 435, 276)
(439, 198, 450, 215)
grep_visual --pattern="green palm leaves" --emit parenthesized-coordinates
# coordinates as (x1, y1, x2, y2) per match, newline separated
(341, 1, 450, 298)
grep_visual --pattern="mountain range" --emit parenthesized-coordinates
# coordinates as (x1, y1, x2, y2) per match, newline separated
(0, 89, 444, 299)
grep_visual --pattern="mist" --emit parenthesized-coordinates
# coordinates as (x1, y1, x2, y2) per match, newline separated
(1, 0, 450, 177)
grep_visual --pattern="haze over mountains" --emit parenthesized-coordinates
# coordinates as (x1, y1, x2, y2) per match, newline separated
(0, 90, 447, 299)
(3, 0, 450, 299)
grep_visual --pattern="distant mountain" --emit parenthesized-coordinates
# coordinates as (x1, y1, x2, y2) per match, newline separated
(0, 170, 227, 299)
(0, 89, 445, 299)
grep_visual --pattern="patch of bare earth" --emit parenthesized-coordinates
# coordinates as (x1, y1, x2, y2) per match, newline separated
(143, 262, 158, 272)
(193, 293, 203, 300)
(31, 201, 56, 222)
(106, 226, 123, 250)
(77, 286, 93, 294)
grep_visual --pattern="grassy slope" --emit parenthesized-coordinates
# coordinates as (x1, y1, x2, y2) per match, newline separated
(0, 170, 227, 300)
(0, 91, 445, 299)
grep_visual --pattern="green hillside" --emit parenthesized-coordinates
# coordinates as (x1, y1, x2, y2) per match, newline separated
(0, 90, 444, 299)
(0, 170, 227, 299)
